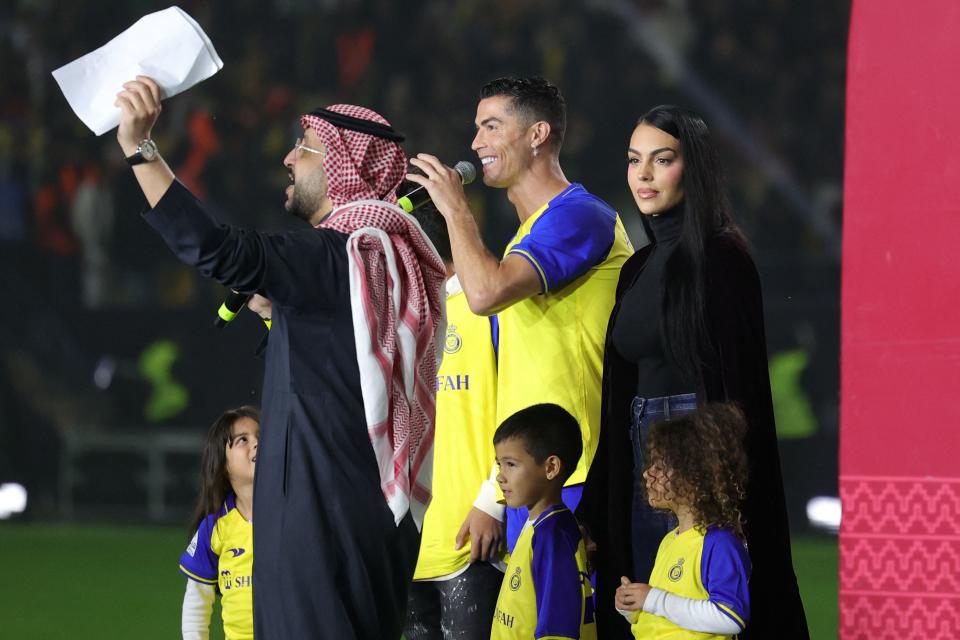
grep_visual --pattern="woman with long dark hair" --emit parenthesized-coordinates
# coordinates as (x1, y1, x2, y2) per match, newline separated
(577, 106, 808, 639)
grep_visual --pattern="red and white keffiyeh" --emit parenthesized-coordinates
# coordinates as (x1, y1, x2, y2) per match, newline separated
(302, 105, 446, 530)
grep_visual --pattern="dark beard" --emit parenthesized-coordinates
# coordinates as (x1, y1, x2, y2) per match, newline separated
(287, 186, 321, 223)
(286, 165, 328, 223)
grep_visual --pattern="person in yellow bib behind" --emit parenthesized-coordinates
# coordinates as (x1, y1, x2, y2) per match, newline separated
(615, 403, 751, 639)
(491, 404, 596, 640)
(404, 191, 506, 639)
(179, 406, 260, 640)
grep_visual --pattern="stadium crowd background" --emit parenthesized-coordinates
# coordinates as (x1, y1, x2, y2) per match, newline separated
(0, 0, 847, 636)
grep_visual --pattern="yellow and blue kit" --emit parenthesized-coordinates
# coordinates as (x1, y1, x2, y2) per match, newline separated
(492, 505, 596, 640)
(414, 276, 500, 579)
(497, 183, 632, 488)
(630, 526, 751, 639)
(179, 493, 253, 640)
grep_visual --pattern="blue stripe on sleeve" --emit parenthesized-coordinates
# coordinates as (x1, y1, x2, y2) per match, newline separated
(179, 513, 218, 583)
(511, 249, 548, 293)
(507, 186, 617, 292)
(701, 527, 751, 628)
(530, 507, 583, 640)
(714, 602, 746, 630)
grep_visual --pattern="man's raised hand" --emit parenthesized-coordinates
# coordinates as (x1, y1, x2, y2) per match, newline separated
(115, 75, 162, 156)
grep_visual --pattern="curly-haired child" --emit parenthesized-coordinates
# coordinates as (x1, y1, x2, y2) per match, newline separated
(615, 402, 751, 638)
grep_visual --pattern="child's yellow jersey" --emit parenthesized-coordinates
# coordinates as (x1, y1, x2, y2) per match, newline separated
(180, 493, 253, 640)
(492, 505, 596, 640)
(632, 526, 750, 639)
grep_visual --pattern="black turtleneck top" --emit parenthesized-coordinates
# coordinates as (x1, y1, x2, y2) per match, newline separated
(610, 206, 692, 397)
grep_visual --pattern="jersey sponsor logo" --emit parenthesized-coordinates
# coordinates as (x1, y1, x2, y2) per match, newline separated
(668, 557, 685, 582)
(186, 530, 199, 557)
(444, 324, 462, 354)
(436, 374, 470, 391)
(494, 606, 515, 629)
(509, 566, 522, 591)
(228, 547, 246, 557)
(220, 570, 252, 590)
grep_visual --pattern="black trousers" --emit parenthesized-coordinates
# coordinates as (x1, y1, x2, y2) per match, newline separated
(403, 562, 504, 640)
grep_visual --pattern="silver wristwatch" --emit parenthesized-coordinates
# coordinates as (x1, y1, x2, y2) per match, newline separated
(125, 139, 158, 166)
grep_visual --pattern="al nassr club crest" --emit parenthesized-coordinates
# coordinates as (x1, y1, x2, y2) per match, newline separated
(444, 324, 462, 354)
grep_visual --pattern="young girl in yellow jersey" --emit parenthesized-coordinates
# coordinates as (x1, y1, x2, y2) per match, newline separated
(615, 403, 751, 639)
(179, 406, 259, 640)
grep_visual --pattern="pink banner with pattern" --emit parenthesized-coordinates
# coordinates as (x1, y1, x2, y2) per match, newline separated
(841, 1, 960, 637)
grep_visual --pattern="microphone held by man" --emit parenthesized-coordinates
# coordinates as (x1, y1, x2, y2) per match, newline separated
(214, 291, 272, 330)
(398, 160, 476, 212)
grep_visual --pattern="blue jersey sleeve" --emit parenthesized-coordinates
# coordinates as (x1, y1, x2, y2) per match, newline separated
(701, 528, 752, 630)
(179, 514, 219, 585)
(530, 513, 584, 639)
(508, 191, 617, 293)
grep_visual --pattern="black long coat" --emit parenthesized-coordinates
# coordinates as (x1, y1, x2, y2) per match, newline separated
(146, 181, 419, 640)
(577, 232, 809, 639)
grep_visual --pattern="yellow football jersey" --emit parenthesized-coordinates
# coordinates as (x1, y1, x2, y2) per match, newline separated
(414, 277, 499, 579)
(497, 183, 632, 485)
(180, 494, 253, 640)
(631, 527, 750, 639)
(492, 506, 596, 640)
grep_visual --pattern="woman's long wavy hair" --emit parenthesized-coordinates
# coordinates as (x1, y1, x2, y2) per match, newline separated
(636, 105, 744, 383)
(644, 402, 749, 537)
(188, 405, 261, 537)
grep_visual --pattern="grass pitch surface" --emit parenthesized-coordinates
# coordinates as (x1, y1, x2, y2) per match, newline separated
(0, 524, 836, 639)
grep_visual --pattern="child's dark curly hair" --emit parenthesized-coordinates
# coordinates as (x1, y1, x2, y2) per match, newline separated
(643, 402, 748, 537)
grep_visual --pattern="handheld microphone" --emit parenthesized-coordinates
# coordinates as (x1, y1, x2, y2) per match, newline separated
(398, 160, 476, 213)
(215, 290, 250, 328)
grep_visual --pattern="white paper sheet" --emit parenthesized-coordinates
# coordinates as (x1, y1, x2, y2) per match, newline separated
(52, 6, 224, 136)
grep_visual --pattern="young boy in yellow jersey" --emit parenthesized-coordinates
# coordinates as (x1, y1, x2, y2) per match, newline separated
(491, 404, 596, 640)
(404, 192, 506, 639)
(615, 404, 751, 639)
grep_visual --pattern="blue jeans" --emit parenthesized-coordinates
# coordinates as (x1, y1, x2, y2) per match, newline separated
(629, 393, 697, 581)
